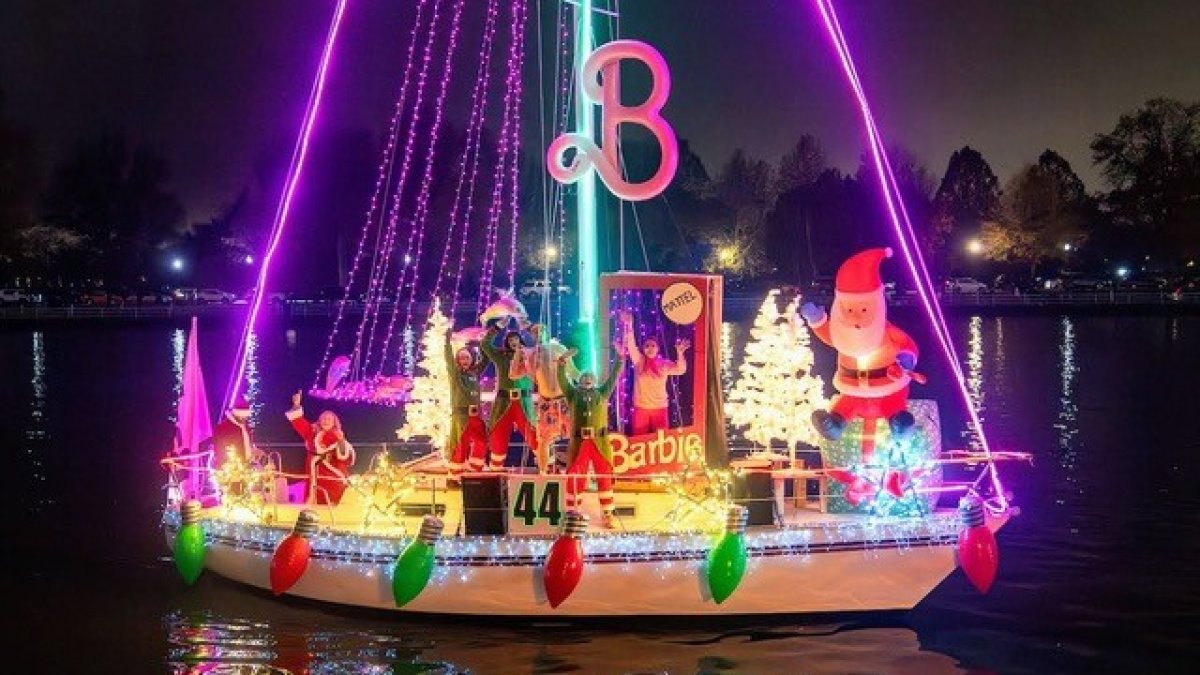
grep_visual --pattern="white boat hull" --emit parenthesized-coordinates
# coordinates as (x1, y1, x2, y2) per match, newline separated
(166, 512, 1004, 617)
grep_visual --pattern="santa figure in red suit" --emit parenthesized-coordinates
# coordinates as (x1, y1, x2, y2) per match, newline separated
(800, 247, 920, 441)
(211, 396, 259, 469)
(285, 390, 356, 506)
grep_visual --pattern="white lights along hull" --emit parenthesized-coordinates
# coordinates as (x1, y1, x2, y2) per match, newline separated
(165, 511, 1006, 617)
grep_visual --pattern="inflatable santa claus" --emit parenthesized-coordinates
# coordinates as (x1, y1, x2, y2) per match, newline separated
(801, 247, 920, 441)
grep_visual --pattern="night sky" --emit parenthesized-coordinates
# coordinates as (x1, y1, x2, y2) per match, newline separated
(2, 0, 1198, 223)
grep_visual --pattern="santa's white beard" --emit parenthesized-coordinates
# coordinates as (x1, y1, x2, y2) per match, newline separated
(830, 309, 887, 359)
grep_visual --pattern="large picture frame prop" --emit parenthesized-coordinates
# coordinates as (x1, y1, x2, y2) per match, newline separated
(600, 272, 727, 476)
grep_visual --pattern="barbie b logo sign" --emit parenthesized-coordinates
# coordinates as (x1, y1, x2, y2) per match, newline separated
(547, 40, 679, 202)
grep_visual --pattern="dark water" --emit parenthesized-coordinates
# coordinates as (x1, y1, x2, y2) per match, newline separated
(2, 313, 1199, 674)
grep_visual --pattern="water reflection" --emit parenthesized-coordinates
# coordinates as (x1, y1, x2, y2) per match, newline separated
(163, 609, 967, 674)
(1055, 317, 1079, 501)
(171, 328, 186, 425)
(245, 333, 262, 425)
(962, 316, 985, 451)
(24, 331, 51, 512)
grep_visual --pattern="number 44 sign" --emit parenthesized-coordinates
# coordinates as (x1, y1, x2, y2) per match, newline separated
(505, 475, 566, 535)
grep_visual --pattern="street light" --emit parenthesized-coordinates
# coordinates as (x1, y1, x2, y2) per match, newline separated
(1061, 243, 1072, 252)
(966, 239, 983, 256)
(718, 245, 737, 266)
(544, 245, 558, 261)
(244, 255, 255, 265)
(1116, 266, 1130, 279)
(171, 257, 184, 271)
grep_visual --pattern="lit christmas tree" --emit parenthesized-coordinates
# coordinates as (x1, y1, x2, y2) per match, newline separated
(396, 299, 453, 453)
(727, 290, 828, 456)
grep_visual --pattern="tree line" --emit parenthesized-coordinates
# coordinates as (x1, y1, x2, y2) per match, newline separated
(2, 91, 1198, 292)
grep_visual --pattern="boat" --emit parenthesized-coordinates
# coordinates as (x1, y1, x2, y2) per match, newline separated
(160, 0, 1029, 618)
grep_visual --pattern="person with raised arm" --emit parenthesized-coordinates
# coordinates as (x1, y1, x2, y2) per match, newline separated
(444, 334, 488, 476)
(480, 320, 538, 469)
(619, 310, 690, 434)
(510, 322, 579, 474)
(285, 391, 356, 505)
(558, 341, 625, 527)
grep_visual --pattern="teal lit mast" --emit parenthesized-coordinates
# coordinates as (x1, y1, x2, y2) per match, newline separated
(572, 0, 600, 373)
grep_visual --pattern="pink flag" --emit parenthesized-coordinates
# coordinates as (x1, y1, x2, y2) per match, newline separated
(175, 316, 213, 499)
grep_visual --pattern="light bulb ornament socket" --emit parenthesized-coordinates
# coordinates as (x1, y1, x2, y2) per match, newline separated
(706, 506, 750, 605)
(173, 500, 206, 586)
(270, 510, 320, 596)
(391, 515, 444, 608)
(543, 511, 589, 609)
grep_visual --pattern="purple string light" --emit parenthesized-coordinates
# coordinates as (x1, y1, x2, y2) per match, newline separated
(225, 0, 349, 409)
(503, 0, 530, 288)
(312, 0, 431, 391)
(431, 0, 502, 322)
(811, 0, 1007, 509)
(475, 1, 526, 312)
(379, 0, 468, 376)
(359, 0, 448, 378)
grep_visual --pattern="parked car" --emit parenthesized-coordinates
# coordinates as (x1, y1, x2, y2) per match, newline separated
(197, 288, 236, 304)
(518, 278, 572, 299)
(0, 288, 42, 306)
(1116, 276, 1167, 291)
(124, 287, 173, 305)
(943, 277, 989, 294)
(80, 288, 123, 306)
(1064, 277, 1110, 292)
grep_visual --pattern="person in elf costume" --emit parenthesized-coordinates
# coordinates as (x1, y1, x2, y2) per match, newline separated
(480, 322, 538, 469)
(510, 322, 579, 474)
(212, 395, 260, 469)
(444, 334, 488, 476)
(558, 343, 625, 528)
(800, 247, 921, 442)
(619, 310, 690, 434)
(286, 391, 357, 505)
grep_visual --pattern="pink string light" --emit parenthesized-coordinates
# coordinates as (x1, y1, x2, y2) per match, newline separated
(312, 0, 431, 391)
(226, 0, 350, 409)
(358, 0, 448, 378)
(504, 0, 530, 289)
(432, 0, 502, 322)
(811, 0, 1008, 510)
(381, 0, 469, 376)
(476, 1, 527, 313)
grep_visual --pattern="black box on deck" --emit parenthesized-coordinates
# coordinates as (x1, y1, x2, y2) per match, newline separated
(461, 474, 506, 535)
(732, 471, 776, 526)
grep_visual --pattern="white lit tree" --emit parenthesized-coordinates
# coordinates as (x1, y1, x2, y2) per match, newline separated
(396, 299, 453, 454)
(727, 290, 828, 456)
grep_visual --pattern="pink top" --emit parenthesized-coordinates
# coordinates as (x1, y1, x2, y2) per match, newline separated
(624, 330, 686, 410)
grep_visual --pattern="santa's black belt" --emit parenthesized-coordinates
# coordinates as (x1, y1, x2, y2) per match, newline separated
(839, 366, 891, 379)
(505, 388, 530, 400)
(454, 405, 481, 416)
(577, 426, 607, 439)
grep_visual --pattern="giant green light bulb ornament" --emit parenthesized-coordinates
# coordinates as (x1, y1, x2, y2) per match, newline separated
(391, 515, 444, 607)
(173, 500, 206, 585)
(706, 505, 749, 604)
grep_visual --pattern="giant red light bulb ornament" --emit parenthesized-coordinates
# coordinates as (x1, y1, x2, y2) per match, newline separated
(957, 494, 999, 594)
(271, 510, 319, 595)
(542, 511, 588, 609)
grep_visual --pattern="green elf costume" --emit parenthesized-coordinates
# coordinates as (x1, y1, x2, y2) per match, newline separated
(480, 324, 537, 468)
(557, 353, 624, 522)
(444, 338, 487, 474)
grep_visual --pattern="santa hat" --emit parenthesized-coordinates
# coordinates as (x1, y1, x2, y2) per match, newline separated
(230, 395, 251, 416)
(836, 247, 893, 295)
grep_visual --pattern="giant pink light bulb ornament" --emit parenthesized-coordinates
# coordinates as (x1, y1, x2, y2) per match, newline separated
(547, 40, 679, 202)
